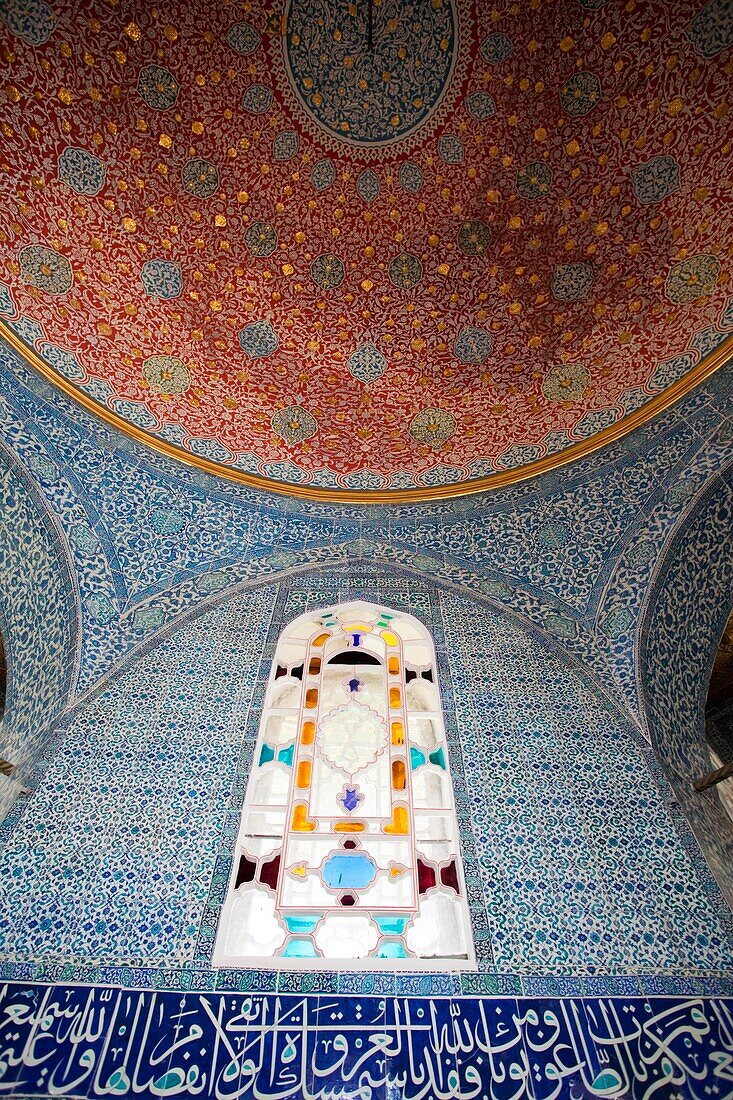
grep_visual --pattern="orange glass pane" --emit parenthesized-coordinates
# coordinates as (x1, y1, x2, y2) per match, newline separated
(389, 686, 401, 709)
(312, 633, 330, 647)
(308, 657, 321, 675)
(391, 721, 404, 745)
(382, 630, 399, 647)
(392, 759, 406, 790)
(388, 655, 400, 675)
(296, 760, 311, 789)
(333, 820, 366, 832)
(383, 806, 409, 834)
(305, 687, 318, 708)
(301, 721, 315, 745)
(291, 803, 316, 832)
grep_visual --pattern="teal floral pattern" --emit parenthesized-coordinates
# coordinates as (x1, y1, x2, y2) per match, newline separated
(560, 71, 601, 116)
(348, 343, 387, 384)
(238, 320, 278, 359)
(245, 222, 278, 258)
(311, 254, 345, 290)
(688, 0, 733, 57)
(516, 161, 552, 200)
(142, 355, 190, 395)
(1, 0, 56, 45)
(399, 162, 424, 194)
(454, 325, 493, 364)
(312, 159, 335, 192)
(389, 252, 422, 290)
(225, 22, 260, 56)
(242, 84, 272, 113)
(19, 245, 72, 294)
(552, 263, 595, 303)
(542, 363, 591, 402)
(410, 407, 456, 449)
(136, 65, 180, 110)
(271, 405, 318, 444)
(273, 131, 299, 162)
(457, 220, 491, 256)
(283, 0, 457, 146)
(356, 169, 380, 203)
(140, 261, 182, 300)
(480, 33, 514, 64)
(181, 159, 219, 198)
(632, 156, 680, 205)
(465, 92, 495, 119)
(57, 147, 105, 196)
(665, 254, 721, 304)
(438, 134, 464, 164)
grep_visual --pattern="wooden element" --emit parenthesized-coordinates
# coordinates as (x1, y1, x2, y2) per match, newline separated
(694, 762, 733, 792)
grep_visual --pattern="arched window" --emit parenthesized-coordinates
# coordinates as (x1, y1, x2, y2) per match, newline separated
(214, 601, 475, 967)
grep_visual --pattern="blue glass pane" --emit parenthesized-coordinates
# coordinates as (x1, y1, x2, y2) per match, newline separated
(284, 915, 321, 934)
(259, 744, 275, 765)
(283, 939, 317, 958)
(375, 916, 408, 935)
(376, 941, 408, 958)
(322, 853, 377, 890)
(277, 745, 295, 767)
(429, 747, 446, 770)
(410, 746, 426, 770)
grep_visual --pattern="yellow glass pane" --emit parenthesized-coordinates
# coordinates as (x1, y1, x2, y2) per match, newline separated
(383, 806, 409, 834)
(305, 687, 318, 709)
(389, 686, 401, 709)
(391, 721, 404, 745)
(382, 630, 399, 647)
(308, 657, 321, 676)
(312, 633, 330, 647)
(342, 622, 373, 634)
(392, 759, 406, 791)
(388, 655, 400, 675)
(333, 820, 366, 832)
(291, 803, 316, 832)
(296, 760, 311, 789)
(301, 721, 315, 745)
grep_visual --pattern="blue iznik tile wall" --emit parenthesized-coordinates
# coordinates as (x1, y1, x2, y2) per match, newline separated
(0, 335, 731, 734)
(0, 333, 733, 1096)
(0, 440, 77, 819)
(641, 471, 733, 902)
(0, 571, 731, 998)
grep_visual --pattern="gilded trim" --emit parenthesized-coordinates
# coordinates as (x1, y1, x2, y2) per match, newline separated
(1, 318, 731, 504)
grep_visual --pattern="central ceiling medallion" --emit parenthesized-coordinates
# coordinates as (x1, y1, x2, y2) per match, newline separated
(281, 0, 460, 149)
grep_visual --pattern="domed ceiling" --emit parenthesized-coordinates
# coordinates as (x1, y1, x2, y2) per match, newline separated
(0, 0, 731, 499)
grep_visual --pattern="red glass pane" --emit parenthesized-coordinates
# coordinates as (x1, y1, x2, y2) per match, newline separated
(259, 853, 281, 891)
(417, 859, 436, 895)
(440, 860, 460, 894)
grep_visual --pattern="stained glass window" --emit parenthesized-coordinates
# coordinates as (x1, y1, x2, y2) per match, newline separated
(214, 601, 475, 967)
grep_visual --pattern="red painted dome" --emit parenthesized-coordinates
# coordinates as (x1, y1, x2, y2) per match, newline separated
(0, 0, 730, 497)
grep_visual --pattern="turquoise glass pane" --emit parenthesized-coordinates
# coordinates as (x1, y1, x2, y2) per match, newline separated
(410, 746, 426, 770)
(322, 852, 377, 889)
(429, 746, 446, 770)
(259, 744, 275, 765)
(284, 915, 320, 934)
(376, 941, 408, 959)
(277, 744, 295, 767)
(375, 916, 407, 935)
(283, 939, 317, 958)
